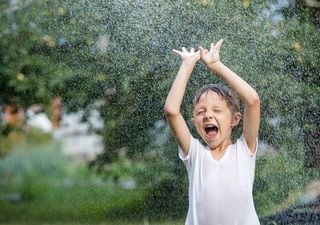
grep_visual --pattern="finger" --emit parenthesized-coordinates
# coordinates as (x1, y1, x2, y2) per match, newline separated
(200, 46, 209, 54)
(210, 43, 215, 53)
(195, 50, 201, 58)
(182, 47, 187, 52)
(191, 48, 195, 53)
(172, 49, 183, 55)
(215, 39, 224, 51)
(199, 46, 207, 58)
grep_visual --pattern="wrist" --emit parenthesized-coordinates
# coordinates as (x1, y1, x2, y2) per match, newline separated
(181, 59, 198, 67)
(206, 60, 223, 71)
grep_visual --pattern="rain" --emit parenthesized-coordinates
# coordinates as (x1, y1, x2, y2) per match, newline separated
(0, 0, 319, 224)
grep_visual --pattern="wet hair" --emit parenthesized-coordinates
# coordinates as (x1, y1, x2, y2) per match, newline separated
(192, 84, 240, 114)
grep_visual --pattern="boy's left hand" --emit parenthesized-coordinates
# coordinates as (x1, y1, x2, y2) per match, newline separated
(200, 39, 224, 67)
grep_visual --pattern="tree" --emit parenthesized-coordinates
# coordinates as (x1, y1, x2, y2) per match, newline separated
(1, 0, 319, 217)
(0, 0, 108, 111)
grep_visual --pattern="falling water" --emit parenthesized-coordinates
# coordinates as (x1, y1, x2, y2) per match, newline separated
(0, 0, 319, 224)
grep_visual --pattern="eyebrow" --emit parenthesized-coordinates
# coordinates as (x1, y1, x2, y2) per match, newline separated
(194, 104, 206, 109)
(196, 101, 224, 107)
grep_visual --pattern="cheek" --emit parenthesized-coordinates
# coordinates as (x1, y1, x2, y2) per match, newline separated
(193, 119, 203, 130)
(194, 119, 201, 127)
(220, 115, 233, 127)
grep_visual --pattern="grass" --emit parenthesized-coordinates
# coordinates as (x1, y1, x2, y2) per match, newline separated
(0, 140, 184, 224)
(1, 130, 319, 225)
(0, 222, 183, 225)
(0, 177, 184, 224)
(0, 180, 148, 221)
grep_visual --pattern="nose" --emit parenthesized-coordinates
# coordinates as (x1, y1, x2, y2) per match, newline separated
(204, 111, 213, 119)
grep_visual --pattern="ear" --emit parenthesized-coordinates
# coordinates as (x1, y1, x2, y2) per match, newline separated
(191, 117, 195, 125)
(231, 112, 241, 128)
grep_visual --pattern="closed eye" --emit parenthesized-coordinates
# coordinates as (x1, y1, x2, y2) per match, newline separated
(196, 110, 205, 115)
(213, 108, 222, 113)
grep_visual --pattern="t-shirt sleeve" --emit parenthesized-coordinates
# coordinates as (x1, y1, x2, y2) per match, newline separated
(178, 135, 198, 168)
(239, 134, 259, 157)
(238, 135, 259, 185)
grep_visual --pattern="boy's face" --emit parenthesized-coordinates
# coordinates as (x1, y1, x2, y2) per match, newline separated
(192, 90, 240, 150)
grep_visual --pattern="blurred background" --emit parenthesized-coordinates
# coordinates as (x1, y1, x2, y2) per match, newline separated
(0, 0, 319, 224)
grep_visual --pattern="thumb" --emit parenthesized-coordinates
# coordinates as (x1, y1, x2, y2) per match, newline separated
(199, 46, 207, 58)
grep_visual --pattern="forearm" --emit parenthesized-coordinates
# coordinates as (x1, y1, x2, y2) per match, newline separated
(207, 61, 259, 105)
(164, 62, 195, 115)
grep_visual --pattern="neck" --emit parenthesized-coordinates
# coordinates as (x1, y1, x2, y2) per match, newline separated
(210, 138, 232, 152)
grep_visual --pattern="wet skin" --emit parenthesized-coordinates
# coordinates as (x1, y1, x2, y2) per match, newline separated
(192, 90, 240, 160)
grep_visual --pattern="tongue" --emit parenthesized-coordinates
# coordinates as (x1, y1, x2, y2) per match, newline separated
(207, 130, 217, 137)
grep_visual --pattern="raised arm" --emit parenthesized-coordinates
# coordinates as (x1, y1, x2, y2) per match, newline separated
(164, 47, 200, 155)
(200, 40, 260, 153)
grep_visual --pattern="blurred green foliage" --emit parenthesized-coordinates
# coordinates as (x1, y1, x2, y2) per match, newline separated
(0, 127, 51, 156)
(0, 140, 146, 222)
(0, 0, 319, 222)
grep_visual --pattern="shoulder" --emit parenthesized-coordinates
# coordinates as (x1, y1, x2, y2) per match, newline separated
(235, 135, 258, 157)
(179, 135, 206, 162)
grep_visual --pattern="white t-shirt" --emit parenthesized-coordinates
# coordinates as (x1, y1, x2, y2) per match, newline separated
(179, 135, 260, 225)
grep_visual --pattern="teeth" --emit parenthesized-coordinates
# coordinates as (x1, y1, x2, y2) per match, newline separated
(205, 124, 216, 128)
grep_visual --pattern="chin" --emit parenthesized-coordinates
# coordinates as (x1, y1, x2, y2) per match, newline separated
(203, 135, 217, 145)
(208, 143, 218, 149)
(205, 140, 217, 149)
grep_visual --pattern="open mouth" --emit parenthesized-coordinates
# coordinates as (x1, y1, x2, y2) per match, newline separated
(204, 124, 218, 138)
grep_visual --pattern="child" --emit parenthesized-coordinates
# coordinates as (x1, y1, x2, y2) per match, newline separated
(164, 39, 260, 225)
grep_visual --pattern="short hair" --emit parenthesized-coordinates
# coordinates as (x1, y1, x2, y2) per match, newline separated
(192, 84, 240, 114)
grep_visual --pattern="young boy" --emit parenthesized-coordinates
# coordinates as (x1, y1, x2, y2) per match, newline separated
(164, 39, 260, 225)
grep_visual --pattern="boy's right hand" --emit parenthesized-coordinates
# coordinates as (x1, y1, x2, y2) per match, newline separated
(173, 47, 200, 65)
